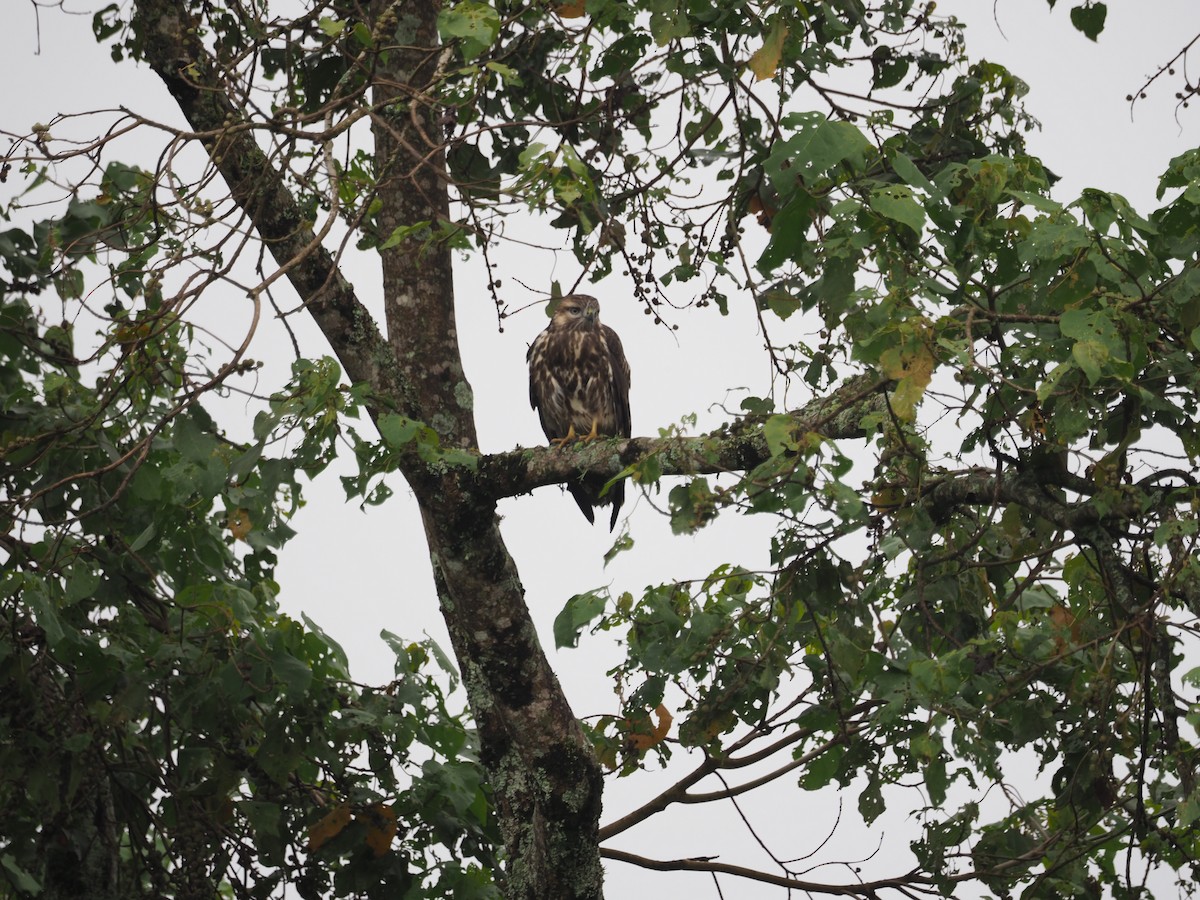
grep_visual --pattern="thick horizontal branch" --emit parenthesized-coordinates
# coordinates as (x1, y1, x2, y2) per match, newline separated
(475, 373, 891, 501)
(919, 468, 1105, 534)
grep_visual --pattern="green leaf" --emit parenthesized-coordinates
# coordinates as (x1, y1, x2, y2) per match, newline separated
(379, 220, 433, 251)
(668, 478, 716, 534)
(128, 521, 157, 552)
(603, 532, 634, 567)
(91, 3, 122, 41)
(301, 613, 350, 672)
(757, 193, 818, 271)
(1179, 793, 1200, 827)
(1184, 666, 1200, 689)
(925, 758, 949, 807)
(54, 268, 85, 300)
(241, 799, 283, 844)
(648, 0, 690, 45)
(1, 854, 41, 894)
(1007, 189, 1062, 213)
(870, 45, 909, 90)
(763, 414, 799, 457)
(1071, 339, 1108, 383)
(890, 152, 943, 200)
(1060, 308, 1122, 383)
(24, 582, 64, 647)
(317, 16, 346, 37)
(270, 646, 313, 700)
(553, 590, 608, 649)
(352, 22, 373, 47)
(1069, 3, 1107, 40)
(378, 414, 422, 448)
(765, 112, 872, 199)
(801, 745, 843, 790)
(65, 567, 102, 604)
(229, 441, 265, 482)
(62, 732, 92, 753)
(859, 775, 886, 825)
(484, 61, 520, 84)
(868, 184, 926, 234)
(630, 454, 662, 484)
(740, 396, 775, 415)
(424, 636, 460, 683)
(449, 143, 501, 199)
(764, 288, 802, 320)
(437, 1, 501, 60)
(435, 446, 479, 470)
(1037, 360, 1074, 401)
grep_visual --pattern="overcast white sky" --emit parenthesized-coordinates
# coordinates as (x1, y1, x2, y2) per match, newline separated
(5, 1, 1200, 896)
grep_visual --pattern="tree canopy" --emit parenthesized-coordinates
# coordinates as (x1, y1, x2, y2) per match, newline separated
(5, 0, 1200, 898)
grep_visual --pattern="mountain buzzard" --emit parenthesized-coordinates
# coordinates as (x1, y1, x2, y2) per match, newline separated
(527, 294, 631, 530)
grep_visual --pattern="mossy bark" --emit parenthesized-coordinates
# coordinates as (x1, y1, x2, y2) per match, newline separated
(132, 0, 605, 895)
(365, 2, 604, 893)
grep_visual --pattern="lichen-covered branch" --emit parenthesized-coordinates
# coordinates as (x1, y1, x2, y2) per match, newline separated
(476, 372, 890, 500)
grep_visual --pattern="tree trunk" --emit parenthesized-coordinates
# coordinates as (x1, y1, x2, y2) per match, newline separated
(366, 4, 604, 894)
(131, 0, 605, 895)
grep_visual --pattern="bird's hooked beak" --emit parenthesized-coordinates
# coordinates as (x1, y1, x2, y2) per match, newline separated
(583, 300, 599, 323)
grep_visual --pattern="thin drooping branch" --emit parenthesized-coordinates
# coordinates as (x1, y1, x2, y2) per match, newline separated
(1126, 30, 1200, 115)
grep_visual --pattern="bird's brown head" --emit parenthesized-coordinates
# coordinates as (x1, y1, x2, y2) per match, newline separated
(550, 294, 600, 331)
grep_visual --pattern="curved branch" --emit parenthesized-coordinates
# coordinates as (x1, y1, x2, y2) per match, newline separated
(130, 0, 401, 404)
(600, 702, 880, 841)
(601, 847, 938, 897)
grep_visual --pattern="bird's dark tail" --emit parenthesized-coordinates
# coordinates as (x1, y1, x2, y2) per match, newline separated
(568, 475, 624, 531)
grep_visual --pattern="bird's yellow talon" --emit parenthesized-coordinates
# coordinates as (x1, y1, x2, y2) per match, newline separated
(550, 424, 578, 448)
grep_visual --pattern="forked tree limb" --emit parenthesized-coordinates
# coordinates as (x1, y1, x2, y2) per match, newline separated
(130, 2, 605, 897)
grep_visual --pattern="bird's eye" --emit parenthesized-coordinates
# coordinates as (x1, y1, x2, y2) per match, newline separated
(567, 306, 581, 315)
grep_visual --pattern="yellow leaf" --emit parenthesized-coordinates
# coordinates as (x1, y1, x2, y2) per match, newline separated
(871, 485, 905, 508)
(700, 708, 737, 741)
(627, 703, 673, 753)
(881, 342, 934, 421)
(748, 20, 788, 82)
(307, 805, 352, 852)
(556, 0, 586, 18)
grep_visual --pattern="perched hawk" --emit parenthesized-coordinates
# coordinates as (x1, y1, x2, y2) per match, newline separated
(527, 294, 631, 530)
